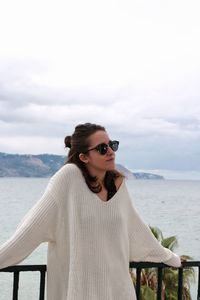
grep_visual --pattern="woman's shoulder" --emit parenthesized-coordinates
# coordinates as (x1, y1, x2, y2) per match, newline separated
(59, 163, 81, 174)
(45, 163, 84, 199)
(50, 163, 82, 184)
(114, 175, 124, 191)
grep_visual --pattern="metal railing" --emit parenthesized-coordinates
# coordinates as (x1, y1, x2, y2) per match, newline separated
(130, 261, 200, 300)
(0, 265, 46, 300)
(0, 261, 200, 299)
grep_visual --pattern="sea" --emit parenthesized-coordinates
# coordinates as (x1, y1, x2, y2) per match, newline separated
(0, 177, 199, 300)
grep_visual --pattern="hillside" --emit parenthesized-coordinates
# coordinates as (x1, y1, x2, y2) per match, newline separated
(0, 152, 65, 177)
(0, 152, 164, 179)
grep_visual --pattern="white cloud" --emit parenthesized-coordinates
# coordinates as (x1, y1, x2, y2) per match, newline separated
(0, 0, 200, 86)
(0, 135, 66, 155)
(0, 0, 200, 172)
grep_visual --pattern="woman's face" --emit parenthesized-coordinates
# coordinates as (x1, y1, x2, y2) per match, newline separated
(82, 130, 116, 174)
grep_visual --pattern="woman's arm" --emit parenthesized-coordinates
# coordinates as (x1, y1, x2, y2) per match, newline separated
(128, 198, 181, 267)
(0, 179, 58, 269)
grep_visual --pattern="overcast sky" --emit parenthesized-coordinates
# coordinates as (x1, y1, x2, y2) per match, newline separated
(0, 0, 200, 178)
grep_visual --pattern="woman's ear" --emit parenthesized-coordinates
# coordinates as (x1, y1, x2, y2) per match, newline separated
(79, 153, 89, 164)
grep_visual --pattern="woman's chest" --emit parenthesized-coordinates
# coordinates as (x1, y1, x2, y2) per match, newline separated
(96, 188, 108, 202)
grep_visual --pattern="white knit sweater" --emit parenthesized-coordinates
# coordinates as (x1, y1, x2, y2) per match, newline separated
(0, 163, 181, 300)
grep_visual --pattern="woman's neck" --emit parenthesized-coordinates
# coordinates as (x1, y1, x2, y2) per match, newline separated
(86, 166, 106, 185)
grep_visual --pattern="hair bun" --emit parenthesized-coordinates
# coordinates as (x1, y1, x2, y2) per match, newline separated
(64, 135, 72, 148)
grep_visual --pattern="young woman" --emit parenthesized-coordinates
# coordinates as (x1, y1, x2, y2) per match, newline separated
(0, 123, 181, 300)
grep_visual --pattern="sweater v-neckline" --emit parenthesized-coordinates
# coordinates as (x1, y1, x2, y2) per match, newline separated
(93, 178, 125, 205)
(72, 163, 126, 206)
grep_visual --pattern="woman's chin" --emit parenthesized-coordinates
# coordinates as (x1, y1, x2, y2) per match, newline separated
(105, 161, 115, 170)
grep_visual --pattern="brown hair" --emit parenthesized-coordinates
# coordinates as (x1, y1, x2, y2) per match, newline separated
(64, 122, 124, 193)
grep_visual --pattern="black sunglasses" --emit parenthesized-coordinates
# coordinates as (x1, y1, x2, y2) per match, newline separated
(85, 140, 119, 155)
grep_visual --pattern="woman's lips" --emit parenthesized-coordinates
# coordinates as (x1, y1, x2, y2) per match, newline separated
(106, 158, 115, 162)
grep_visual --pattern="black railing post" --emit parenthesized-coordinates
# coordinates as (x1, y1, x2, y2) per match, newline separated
(198, 266, 200, 300)
(178, 267, 183, 300)
(39, 269, 46, 300)
(136, 267, 141, 300)
(157, 267, 163, 300)
(13, 271, 19, 300)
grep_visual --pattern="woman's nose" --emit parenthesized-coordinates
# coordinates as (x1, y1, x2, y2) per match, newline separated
(107, 146, 114, 154)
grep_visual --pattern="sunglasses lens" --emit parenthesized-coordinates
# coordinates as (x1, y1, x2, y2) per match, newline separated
(110, 141, 119, 152)
(97, 143, 108, 155)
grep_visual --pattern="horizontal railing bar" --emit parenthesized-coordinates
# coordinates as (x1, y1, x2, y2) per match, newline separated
(0, 265, 47, 273)
(129, 260, 200, 268)
(0, 261, 199, 273)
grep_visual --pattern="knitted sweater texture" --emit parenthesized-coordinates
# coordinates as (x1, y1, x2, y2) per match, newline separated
(0, 163, 181, 300)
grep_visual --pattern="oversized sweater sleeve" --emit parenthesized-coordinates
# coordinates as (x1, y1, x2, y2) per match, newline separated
(0, 175, 59, 270)
(128, 197, 181, 268)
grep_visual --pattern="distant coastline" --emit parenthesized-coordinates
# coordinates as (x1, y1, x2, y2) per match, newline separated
(0, 152, 164, 179)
